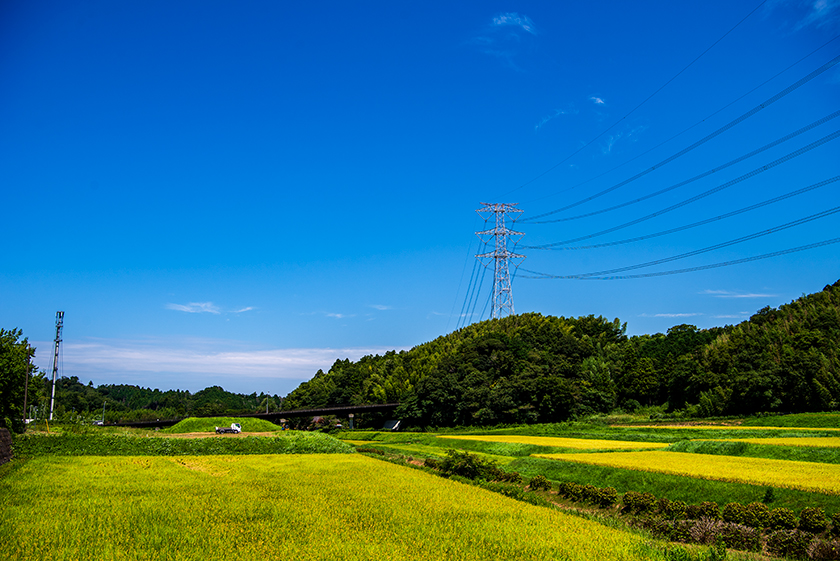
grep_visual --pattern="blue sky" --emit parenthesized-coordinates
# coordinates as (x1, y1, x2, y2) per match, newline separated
(2, 0, 839, 395)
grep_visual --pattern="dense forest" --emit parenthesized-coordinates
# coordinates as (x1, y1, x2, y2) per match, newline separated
(283, 280, 840, 426)
(23, 377, 281, 424)
(8, 280, 840, 428)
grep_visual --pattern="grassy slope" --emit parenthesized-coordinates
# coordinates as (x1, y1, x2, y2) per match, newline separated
(0, 455, 673, 561)
(666, 439, 840, 464)
(161, 416, 281, 433)
(506, 456, 840, 514)
(739, 413, 840, 428)
(12, 431, 352, 456)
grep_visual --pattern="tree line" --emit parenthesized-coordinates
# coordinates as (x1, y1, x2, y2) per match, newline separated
(283, 280, 840, 426)
(3, 280, 839, 432)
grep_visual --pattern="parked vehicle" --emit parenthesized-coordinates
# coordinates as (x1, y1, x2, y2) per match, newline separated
(215, 423, 242, 434)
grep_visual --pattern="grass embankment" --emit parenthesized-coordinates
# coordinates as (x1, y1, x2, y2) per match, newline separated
(0, 455, 676, 561)
(738, 412, 840, 428)
(667, 439, 840, 464)
(161, 417, 282, 433)
(12, 431, 352, 457)
(535, 450, 840, 495)
(437, 434, 668, 450)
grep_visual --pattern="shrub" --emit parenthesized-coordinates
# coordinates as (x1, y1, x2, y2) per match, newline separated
(763, 487, 776, 504)
(529, 474, 551, 492)
(833, 512, 840, 537)
(717, 523, 761, 552)
(658, 497, 671, 515)
(721, 502, 746, 525)
(688, 518, 724, 545)
(423, 457, 439, 469)
(666, 500, 688, 520)
(596, 486, 618, 508)
(767, 529, 813, 559)
(768, 507, 798, 531)
(581, 484, 600, 504)
(801, 507, 829, 534)
(438, 450, 498, 480)
(496, 470, 522, 484)
(559, 481, 584, 502)
(808, 538, 840, 560)
(743, 502, 770, 528)
(697, 502, 721, 520)
(622, 491, 657, 514)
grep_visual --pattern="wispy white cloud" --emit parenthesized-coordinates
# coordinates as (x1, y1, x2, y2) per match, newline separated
(369, 304, 392, 311)
(640, 312, 703, 318)
(166, 302, 221, 314)
(589, 96, 606, 105)
(796, 0, 840, 29)
(469, 12, 538, 70)
(33, 337, 409, 394)
(535, 107, 578, 131)
(701, 289, 779, 299)
(325, 312, 353, 319)
(713, 314, 749, 319)
(233, 306, 255, 313)
(492, 13, 537, 34)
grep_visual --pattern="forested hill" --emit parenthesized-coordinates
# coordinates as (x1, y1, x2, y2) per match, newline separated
(282, 280, 840, 426)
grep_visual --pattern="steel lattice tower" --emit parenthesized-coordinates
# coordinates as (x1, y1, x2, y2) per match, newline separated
(49, 311, 64, 421)
(476, 203, 525, 319)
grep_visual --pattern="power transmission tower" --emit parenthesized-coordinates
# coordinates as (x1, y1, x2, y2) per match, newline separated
(476, 203, 525, 319)
(49, 311, 64, 421)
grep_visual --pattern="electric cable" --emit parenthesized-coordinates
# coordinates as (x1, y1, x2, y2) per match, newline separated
(498, 0, 769, 199)
(529, 110, 840, 225)
(524, 52, 840, 222)
(528, 128, 840, 248)
(522, 35, 840, 208)
(527, 175, 840, 250)
(570, 204, 840, 277)
(520, 237, 840, 280)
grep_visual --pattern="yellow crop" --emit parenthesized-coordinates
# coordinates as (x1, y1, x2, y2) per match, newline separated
(535, 451, 840, 495)
(1, 454, 668, 560)
(702, 437, 840, 448)
(438, 434, 668, 450)
(619, 425, 840, 431)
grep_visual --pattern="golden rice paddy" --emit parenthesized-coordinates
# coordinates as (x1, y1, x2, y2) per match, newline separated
(534, 450, 840, 495)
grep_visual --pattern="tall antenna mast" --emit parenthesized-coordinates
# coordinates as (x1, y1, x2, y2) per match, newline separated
(476, 203, 525, 319)
(49, 311, 64, 421)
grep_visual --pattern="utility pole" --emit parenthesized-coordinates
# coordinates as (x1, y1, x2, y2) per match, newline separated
(23, 344, 31, 428)
(49, 311, 64, 421)
(476, 203, 525, 319)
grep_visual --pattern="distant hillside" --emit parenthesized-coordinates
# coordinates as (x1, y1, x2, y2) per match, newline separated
(283, 280, 840, 426)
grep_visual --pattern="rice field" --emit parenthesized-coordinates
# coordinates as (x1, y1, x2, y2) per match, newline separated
(701, 436, 840, 448)
(0, 454, 669, 561)
(437, 434, 668, 450)
(534, 450, 840, 495)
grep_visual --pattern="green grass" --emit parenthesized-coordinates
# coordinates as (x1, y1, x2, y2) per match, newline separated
(12, 431, 353, 457)
(739, 412, 840, 428)
(506, 456, 840, 513)
(161, 416, 282, 433)
(666, 439, 840, 464)
(0, 455, 677, 561)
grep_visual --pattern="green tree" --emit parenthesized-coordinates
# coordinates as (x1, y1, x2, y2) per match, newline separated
(0, 328, 37, 432)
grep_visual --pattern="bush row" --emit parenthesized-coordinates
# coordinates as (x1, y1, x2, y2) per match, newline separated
(619, 488, 839, 535)
(12, 432, 353, 456)
(557, 481, 619, 508)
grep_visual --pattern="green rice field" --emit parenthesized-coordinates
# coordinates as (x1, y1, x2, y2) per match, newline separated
(0, 454, 668, 561)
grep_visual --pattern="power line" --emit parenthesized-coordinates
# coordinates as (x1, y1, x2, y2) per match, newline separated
(497, 0, 769, 199)
(524, 52, 840, 223)
(572, 204, 840, 277)
(529, 110, 840, 225)
(520, 237, 840, 280)
(531, 175, 840, 251)
(522, 35, 840, 208)
(528, 128, 840, 249)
